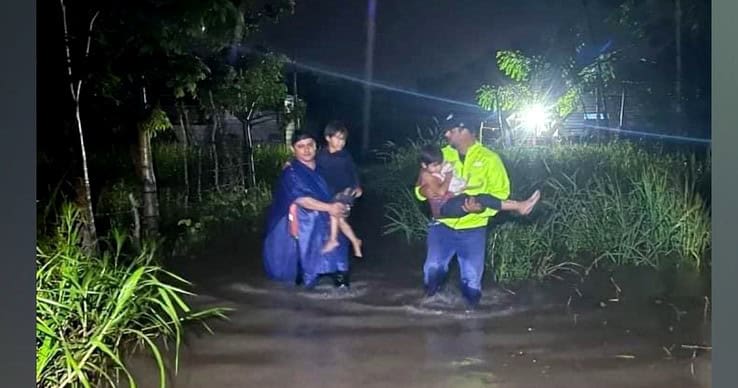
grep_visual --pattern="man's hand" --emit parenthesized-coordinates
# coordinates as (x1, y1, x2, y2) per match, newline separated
(351, 186, 363, 198)
(461, 197, 483, 213)
(328, 202, 348, 218)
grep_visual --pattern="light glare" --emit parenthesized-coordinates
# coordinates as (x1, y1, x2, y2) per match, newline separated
(520, 103, 549, 133)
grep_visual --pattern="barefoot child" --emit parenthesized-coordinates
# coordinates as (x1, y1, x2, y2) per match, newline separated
(316, 121, 364, 257)
(417, 145, 540, 219)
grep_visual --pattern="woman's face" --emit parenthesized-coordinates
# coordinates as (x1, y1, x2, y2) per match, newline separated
(292, 137, 317, 163)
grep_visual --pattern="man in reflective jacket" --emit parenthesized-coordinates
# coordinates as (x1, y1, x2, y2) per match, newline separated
(415, 113, 511, 308)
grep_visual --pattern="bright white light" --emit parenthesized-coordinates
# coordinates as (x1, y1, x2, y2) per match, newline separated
(520, 103, 549, 133)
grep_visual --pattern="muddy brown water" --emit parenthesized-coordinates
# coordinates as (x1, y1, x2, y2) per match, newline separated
(126, 193, 711, 388)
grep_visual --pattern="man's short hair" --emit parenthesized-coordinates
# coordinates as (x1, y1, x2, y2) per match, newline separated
(291, 129, 315, 145)
(443, 112, 481, 137)
(324, 120, 348, 138)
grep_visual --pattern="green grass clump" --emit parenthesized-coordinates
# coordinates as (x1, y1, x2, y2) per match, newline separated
(36, 205, 229, 388)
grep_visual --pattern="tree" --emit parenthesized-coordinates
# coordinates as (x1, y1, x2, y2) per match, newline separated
(83, 0, 295, 234)
(476, 49, 617, 144)
(137, 107, 173, 236)
(201, 51, 288, 187)
(58, 0, 101, 251)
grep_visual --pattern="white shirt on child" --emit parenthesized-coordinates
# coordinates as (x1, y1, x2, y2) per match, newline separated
(433, 162, 467, 195)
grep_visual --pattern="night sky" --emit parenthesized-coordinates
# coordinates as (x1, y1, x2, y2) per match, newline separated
(253, 0, 579, 90)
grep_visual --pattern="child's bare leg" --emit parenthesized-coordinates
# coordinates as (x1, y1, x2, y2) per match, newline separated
(322, 215, 341, 253)
(501, 190, 541, 215)
(338, 218, 363, 258)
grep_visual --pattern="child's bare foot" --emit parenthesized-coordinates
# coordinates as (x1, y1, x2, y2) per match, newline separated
(519, 190, 541, 215)
(322, 239, 340, 254)
(351, 239, 363, 258)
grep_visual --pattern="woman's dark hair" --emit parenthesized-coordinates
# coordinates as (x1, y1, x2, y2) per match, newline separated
(419, 144, 444, 165)
(324, 120, 348, 138)
(291, 129, 315, 146)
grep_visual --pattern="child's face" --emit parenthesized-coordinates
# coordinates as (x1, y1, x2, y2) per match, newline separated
(326, 131, 347, 151)
(423, 162, 443, 174)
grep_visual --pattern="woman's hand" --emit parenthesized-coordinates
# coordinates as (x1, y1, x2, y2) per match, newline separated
(351, 186, 363, 198)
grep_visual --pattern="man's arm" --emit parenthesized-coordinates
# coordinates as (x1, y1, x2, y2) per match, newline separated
(483, 153, 511, 200)
(295, 197, 347, 218)
(457, 151, 509, 217)
(283, 166, 348, 218)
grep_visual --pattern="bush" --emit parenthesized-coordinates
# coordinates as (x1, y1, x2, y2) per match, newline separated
(36, 205, 228, 388)
(166, 184, 273, 255)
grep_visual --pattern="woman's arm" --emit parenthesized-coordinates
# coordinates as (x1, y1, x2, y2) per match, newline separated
(295, 196, 347, 218)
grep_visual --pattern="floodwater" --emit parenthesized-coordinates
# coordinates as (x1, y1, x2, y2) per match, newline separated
(126, 194, 711, 388)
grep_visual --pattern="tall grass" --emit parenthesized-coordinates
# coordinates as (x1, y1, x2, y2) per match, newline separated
(374, 138, 711, 283)
(368, 125, 444, 198)
(36, 205, 229, 387)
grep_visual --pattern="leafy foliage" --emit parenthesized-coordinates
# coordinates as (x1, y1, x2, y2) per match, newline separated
(476, 48, 619, 139)
(140, 106, 174, 138)
(36, 205, 229, 387)
(496, 50, 535, 82)
(202, 52, 288, 122)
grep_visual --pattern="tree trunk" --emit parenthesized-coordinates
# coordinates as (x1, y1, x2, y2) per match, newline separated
(176, 101, 190, 210)
(183, 104, 193, 145)
(60, 0, 100, 252)
(128, 193, 141, 251)
(242, 104, 258, 188)
(197, 146, 203, 202)
(208, 91, 221, 193)
(211, 143, 220, 192)
(138, 127, 159, 237)
(246, 119, 257, 187)
(240, 120, 248, 188)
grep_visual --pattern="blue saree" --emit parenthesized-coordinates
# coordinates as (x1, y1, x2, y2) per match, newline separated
(262, 159, 349, 287)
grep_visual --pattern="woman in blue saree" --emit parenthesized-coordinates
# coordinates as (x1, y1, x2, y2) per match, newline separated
(263, 131, 352, 288)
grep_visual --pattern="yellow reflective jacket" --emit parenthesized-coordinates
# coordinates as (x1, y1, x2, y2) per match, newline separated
(415, 142, 510, 230)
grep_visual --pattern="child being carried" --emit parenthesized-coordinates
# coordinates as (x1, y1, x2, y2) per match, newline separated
(417, 145, 540, 219)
